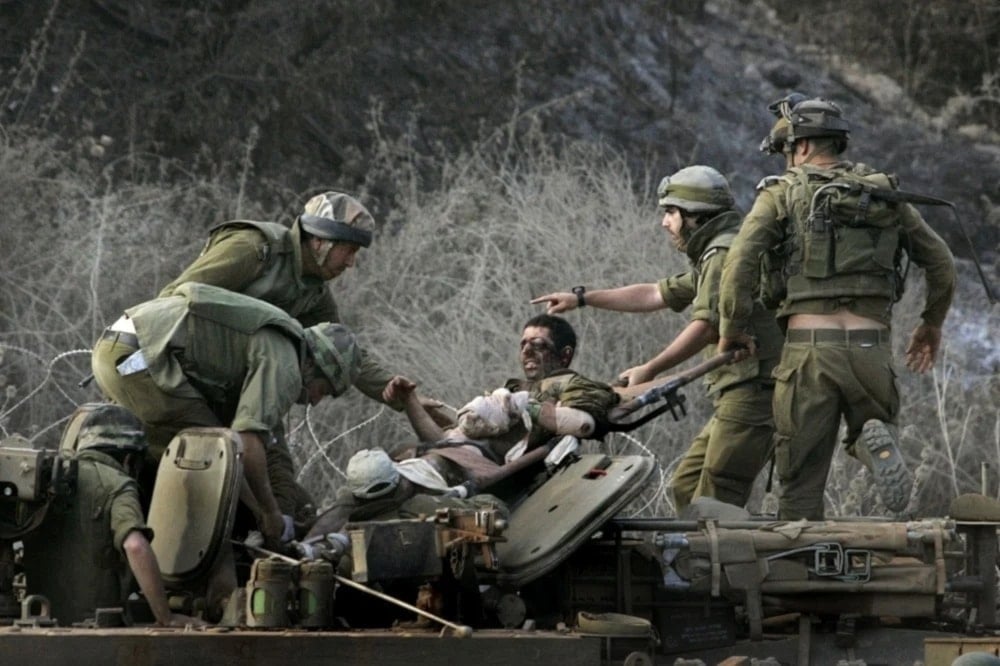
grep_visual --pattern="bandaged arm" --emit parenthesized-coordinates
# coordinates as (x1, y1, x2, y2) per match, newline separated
(534, 402, 596, 438)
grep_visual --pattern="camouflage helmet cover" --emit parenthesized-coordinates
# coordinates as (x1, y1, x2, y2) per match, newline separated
(298, 191, 375, 247)
(75, 404, 148, 454)
(657, 165, 735, 213)
(346, 448, 400, 500)
(302, 322, 360, 397)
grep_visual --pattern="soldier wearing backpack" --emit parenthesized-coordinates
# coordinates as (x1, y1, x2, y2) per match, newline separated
(718, 95, 956, 520)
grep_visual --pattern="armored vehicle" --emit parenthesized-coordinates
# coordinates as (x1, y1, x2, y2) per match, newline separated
(1, 372, 998, 666)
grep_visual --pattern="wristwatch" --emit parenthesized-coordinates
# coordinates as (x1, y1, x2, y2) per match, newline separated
(571, 285, 586, 307)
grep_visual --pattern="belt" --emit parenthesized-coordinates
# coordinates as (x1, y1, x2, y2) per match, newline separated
(100, 329, 139, 349)
(786, 328, 889, 346)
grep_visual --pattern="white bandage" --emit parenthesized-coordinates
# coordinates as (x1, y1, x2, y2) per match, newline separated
(504, 438, 528, 464)
(544, 435, 580, 467)
(395, 458, 452, 491)
(457, 388, 523, 438)
(554, 406, 595, 438)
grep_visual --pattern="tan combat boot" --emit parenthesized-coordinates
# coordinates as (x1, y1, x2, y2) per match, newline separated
(854, 419, 912, 512)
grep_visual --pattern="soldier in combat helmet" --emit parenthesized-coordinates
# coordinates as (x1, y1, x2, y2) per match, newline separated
(532, 167, 782, 512)
(158, 191, 423, 534)
(718, 95, 956, 520)
(20, 404, 201, 627)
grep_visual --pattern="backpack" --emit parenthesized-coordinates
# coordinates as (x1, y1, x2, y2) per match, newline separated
(759, 165, 909, 308)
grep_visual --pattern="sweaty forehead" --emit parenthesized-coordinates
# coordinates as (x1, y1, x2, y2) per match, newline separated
(521, 326, 553, 343)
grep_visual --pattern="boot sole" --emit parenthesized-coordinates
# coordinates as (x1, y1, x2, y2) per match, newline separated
(860, 420, 912, 512)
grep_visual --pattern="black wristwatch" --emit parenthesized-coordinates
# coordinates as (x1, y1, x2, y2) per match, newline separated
(572, 285, 586, 308)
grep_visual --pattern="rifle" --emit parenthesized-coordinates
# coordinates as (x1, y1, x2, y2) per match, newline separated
(606, 350, 737, 431)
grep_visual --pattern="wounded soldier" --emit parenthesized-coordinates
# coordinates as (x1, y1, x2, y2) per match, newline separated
(386, 314, 622, 495)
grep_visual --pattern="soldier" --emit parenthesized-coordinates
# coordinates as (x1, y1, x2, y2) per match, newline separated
(718, 95, 956, 520)
(532, 167, 781, 512)
(21, 405, 201, 627)
(90, 282, 359, 545)
(158, 191, 420, 532)
(403, 314, 622, 467)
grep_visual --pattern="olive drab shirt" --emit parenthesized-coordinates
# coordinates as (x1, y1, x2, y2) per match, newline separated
(656, 210, 782, 394)
(719, 162, 956, 338)
(127, 282, 305, 434)
(21, 450, 151, 625)
(505, 369, 620, 446)
(159, 220, 395, 403)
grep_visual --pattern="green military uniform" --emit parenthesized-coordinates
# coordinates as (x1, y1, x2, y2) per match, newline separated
(21, 450, 152, 625)
(655, 210, 782, 510)
(159, 220, 394, 523)
(505, 368, 621, 449)
(720, 161, 956, 520)
(159, 221, 394, 400)
(92, 282, 306, 459)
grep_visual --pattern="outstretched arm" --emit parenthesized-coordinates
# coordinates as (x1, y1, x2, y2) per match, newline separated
(238, 430, 285, 547)
(387, 376, 449, 442)
(531, 284, 665, 314)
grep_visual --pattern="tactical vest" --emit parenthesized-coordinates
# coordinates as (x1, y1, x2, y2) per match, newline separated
(767, 164, 905, 307)
(206, 220, 330, 321)
(128, 283, 307, 396)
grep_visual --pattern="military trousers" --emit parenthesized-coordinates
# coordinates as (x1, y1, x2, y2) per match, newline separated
(670, 381, 775, 511)
(92, 336, 222, 460)
(772, 332, 898, 520)
(93, 336, 315, 526)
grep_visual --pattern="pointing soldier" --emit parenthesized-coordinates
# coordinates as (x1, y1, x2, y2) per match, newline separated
(532, 167, 781, 512)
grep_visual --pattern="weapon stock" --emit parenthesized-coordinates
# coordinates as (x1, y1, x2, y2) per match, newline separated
(607, 350, 737, 428)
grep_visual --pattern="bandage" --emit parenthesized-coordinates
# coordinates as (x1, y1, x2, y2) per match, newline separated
(554, 406, 595, 437)
(457, 389, 517, 438)
(395, 458, 451, 491)
(544, 435, 580, 468)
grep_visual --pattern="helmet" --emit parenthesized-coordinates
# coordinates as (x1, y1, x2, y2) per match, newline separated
(656, 166, 734, 213)
(785, 97, 850, 142)
(75, 404, 148, 454)
(767, 91, 808, 119)
(346, 448, 399, 499)
(761, 95, 850, 154)
(302, 323, 360, 397)
(298, 191, 375, 248)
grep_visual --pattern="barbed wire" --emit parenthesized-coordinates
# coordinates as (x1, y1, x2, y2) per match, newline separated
(0, 344, 91, 438)
(609, 429, 674, 517)
(296, 404, 387, 483)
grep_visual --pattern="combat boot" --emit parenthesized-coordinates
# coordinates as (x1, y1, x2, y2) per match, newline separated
(854, 419, 912, 512)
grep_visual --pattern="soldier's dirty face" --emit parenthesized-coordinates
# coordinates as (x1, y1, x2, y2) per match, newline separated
(520, 326, 561, 381)
(319, 242, 361, 280)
